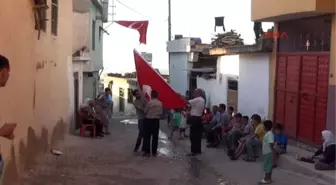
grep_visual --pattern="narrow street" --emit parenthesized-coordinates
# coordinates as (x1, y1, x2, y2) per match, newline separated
(15, 118, 236, 185)
(14, 118, 333, 185)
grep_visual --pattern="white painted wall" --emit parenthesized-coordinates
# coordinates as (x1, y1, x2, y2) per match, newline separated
(83, 72, 99, 100)
(197, 53, 270, 119)
(72, 61, 85, 104)
(68, 58, 76, 132)
(197, 55, 239, 108)
(107, 78, 138, 116)
(169, 53, 189, 95)
(238, 54, 270, 119)
(166, 38, 191, 53)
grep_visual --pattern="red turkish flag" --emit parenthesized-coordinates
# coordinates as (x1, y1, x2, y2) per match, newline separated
(133, 50, 186, 109)
(116, 21, 149, 44)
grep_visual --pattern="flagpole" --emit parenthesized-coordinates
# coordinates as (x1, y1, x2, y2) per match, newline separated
(168, 0, 172, 82)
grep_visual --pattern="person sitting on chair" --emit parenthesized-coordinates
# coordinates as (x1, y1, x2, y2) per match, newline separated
(79, 99, 104, 137)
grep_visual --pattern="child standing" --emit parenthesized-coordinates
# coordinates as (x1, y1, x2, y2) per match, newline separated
(169, 109, 182, 139)
(273, 123, 287, 168)
(274, 123, 287, 154)
(179, 109, 188, 138)
(260, 120, 274, 184)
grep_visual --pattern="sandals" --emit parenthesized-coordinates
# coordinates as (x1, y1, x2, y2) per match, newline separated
(259, 179, 272, 184)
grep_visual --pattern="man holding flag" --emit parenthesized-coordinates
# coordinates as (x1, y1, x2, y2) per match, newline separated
(142, 90, 163, 157)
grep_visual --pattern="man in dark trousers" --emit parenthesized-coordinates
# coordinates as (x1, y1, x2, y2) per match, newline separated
(132, 89, 147, 152)
(187, 89, 205, 156)
(143, 90, 163, 157)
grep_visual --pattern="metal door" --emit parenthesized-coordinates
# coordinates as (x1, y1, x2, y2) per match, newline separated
(274, 55, 300, 138)
(274, 53, 329, 144)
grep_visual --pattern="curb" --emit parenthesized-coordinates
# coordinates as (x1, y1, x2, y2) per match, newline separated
(279, 154, 335, 185)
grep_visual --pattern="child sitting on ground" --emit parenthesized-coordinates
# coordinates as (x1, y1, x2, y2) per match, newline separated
(242, 116, 249, 127)
(274, 123, 287, 154)
(273, 123, 287, 168)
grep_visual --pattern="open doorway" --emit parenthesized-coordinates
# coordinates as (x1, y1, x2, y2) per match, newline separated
(119, 88, 125, 112)
(227, 78, 238, 112)
(73, 72, 80, 129)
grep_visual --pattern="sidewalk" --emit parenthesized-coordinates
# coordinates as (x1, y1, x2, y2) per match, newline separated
(280, 144, 335, 184)
(12, 118, 235, 185)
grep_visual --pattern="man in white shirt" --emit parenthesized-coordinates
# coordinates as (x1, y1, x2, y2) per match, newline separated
(187, 89, 205, 156)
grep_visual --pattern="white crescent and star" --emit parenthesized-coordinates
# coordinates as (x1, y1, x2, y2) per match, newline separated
(142, 84, 152, 100)
(127, 22, 145, 30)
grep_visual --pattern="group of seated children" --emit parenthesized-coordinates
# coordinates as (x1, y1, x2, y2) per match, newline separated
(225, 114, 288, 163)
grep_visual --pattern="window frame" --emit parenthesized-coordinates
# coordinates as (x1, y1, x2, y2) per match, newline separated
(127, 88, 134, 103)
(51, 0, 58, 36)
(34, 0, 47, 32)
(92, 20, 96, 50)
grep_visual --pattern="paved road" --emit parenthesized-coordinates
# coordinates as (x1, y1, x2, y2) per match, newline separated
(14, 118, 235, 185)
(14, 118, 333, 185)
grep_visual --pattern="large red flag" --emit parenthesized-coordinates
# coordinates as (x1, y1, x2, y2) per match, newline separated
(116, 21, 149, 44)
(133, 50, 186, 109)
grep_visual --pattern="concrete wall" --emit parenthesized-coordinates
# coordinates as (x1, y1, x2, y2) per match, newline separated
(83, 72, 99, 100)
(197, 55, 239, 108)
(72, 62, 85, 105)
(166, 39, 191, 53)
(251, 0, 335, 21)
(170, 53, 189, 95)
(197, 53, 270, 119)
(72, 12, 90, 53)
(196, 78, 220, 108)
(238, 54, 270, 119)
(326, 15, 336, 132)
(0, 0, 72, 184)
(88, 3, 103, 72)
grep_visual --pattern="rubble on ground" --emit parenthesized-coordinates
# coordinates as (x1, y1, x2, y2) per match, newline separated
(211, 30, 244, 48)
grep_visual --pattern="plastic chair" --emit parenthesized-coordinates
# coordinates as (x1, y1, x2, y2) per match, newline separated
(78, 111, 96, 138)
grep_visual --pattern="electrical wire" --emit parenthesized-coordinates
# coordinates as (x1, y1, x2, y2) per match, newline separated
(115, 0, 157, 21)
(104, 0, 167, 30)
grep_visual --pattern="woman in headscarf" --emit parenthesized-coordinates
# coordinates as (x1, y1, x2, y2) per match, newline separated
(79, 99, 104, 137)
(95, 88, 112, 135)
(297, 130, 335, 170)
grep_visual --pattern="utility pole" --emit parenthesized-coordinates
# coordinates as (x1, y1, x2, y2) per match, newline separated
(168, 0, 172, 41)
(111, 0, 116, 22)
(168, 0, 172, 82)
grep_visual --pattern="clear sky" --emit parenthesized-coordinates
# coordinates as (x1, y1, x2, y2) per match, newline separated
(103, 0, 273, 75)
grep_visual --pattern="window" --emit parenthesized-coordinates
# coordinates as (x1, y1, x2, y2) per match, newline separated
(127, 88, 134, 103)
(92, 20, 96, 50)
(99, 27, 102, 41)
(51, 0, 58, 35)
(228, 79, 238, 91)
(108, 81, 113, 90)
(33, 0, 47, 32)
